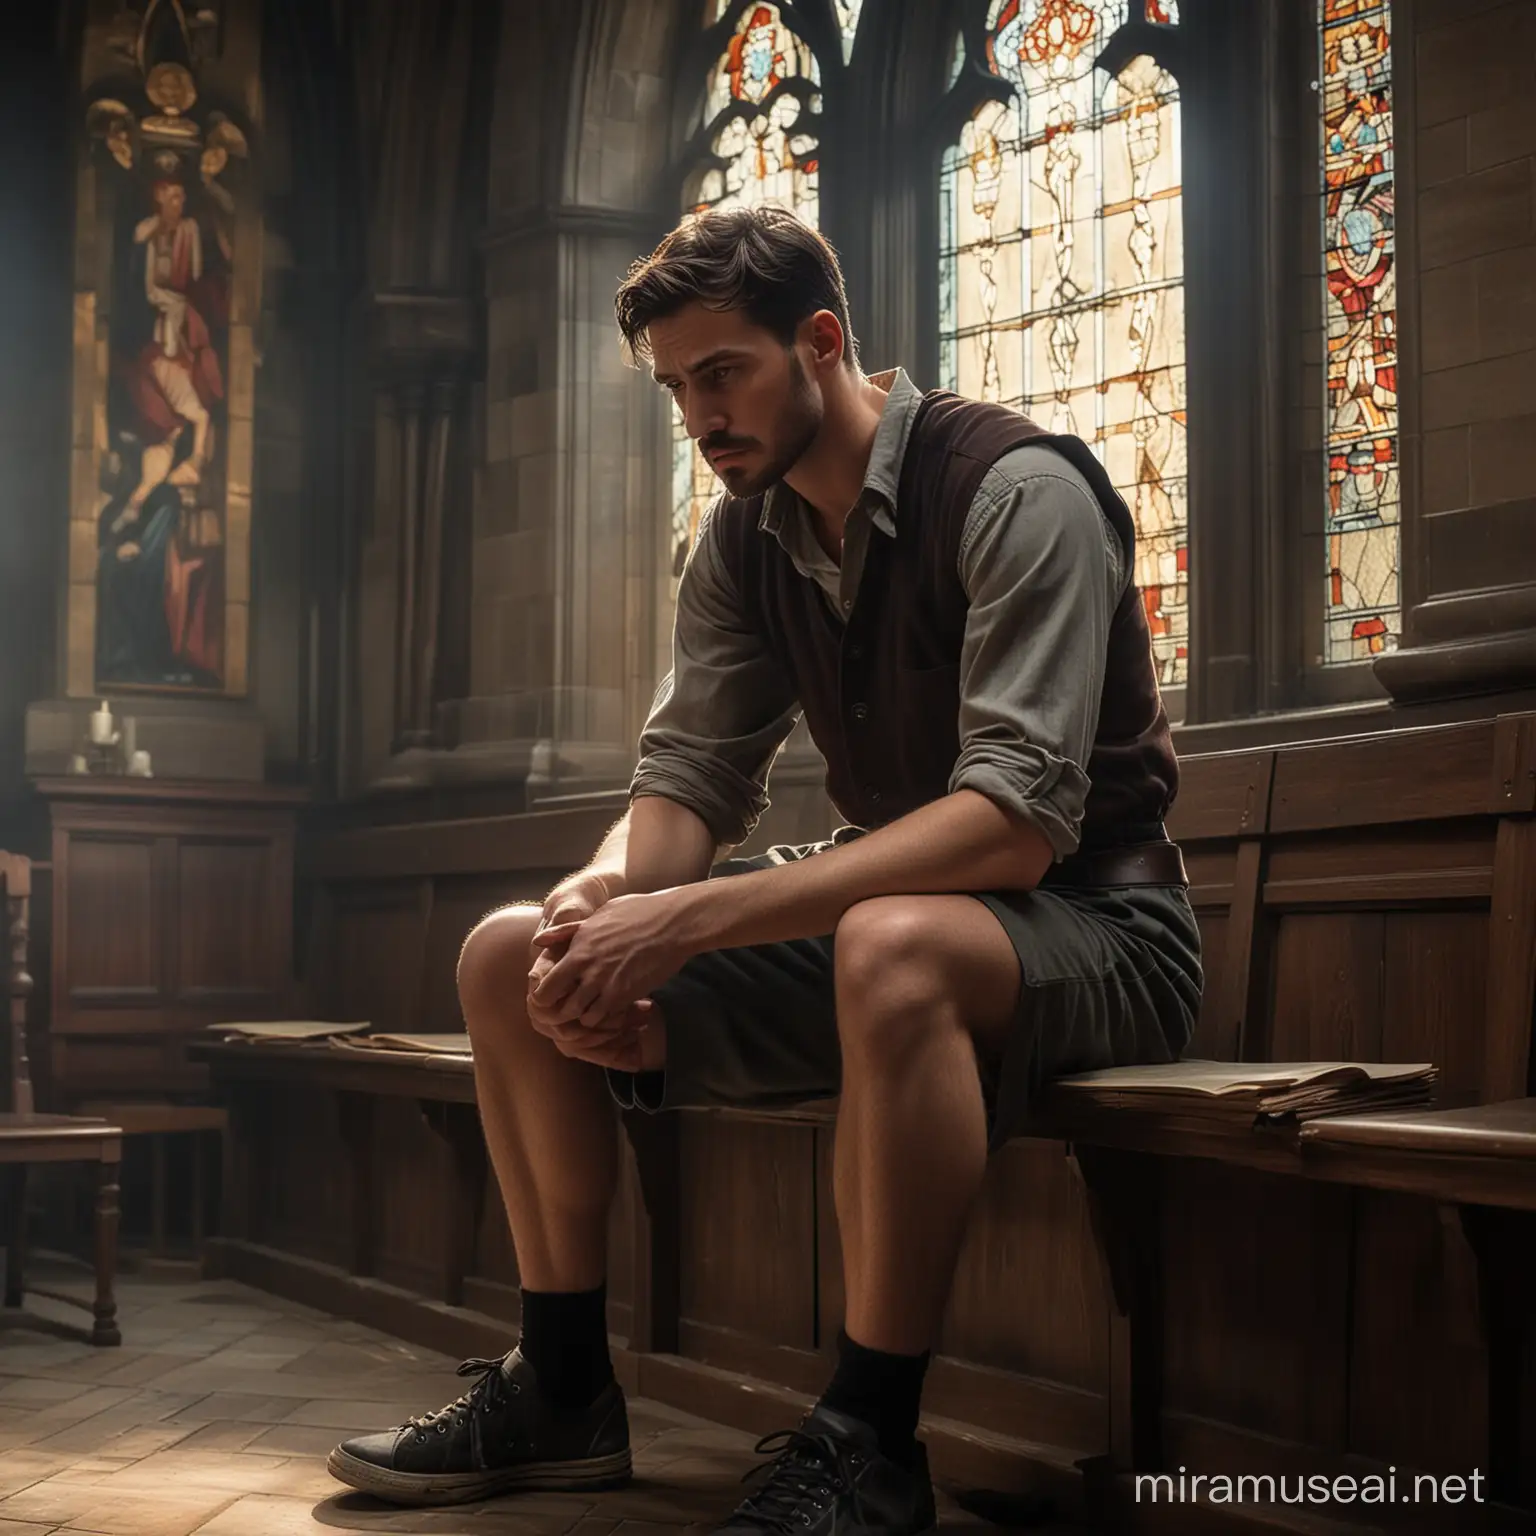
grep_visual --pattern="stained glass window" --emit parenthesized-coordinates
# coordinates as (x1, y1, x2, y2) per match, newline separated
(939, 0, 1189, 686)
(1319, 0, 1398, 661)
(834, 0, 864, 62)
(671, 3, 822, 575)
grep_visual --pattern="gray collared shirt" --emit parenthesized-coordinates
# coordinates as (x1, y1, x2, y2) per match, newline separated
(629, 368, 1126, 859)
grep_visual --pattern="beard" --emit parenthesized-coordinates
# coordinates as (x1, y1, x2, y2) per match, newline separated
(707, 352, 823, 499)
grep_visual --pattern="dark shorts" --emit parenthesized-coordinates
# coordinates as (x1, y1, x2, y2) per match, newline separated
(606, 838, 1203, 1151)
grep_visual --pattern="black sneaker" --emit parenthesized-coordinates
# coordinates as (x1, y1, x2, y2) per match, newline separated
(326, 1348, 631, 1506)
(715, 1403, 937, 1536)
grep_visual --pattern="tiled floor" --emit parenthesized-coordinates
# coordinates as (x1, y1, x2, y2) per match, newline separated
(0, 1261, 1085, 1536)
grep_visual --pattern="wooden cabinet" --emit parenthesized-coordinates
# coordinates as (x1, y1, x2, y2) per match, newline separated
(36, 779, 304, 1105)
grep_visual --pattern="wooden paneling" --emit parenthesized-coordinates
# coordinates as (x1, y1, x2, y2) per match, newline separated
(942, 1140, 1105, 1391)
(814, 1123, 841, 1356)
(1268, 913, 1385, 1061)
(1382, 912, 1489, 1100)
(1269, 720, 1499, 832)
(1183, 913, 1229, 1060)
(372, 1097, 450, 1297)
(40, 780, 301, 1105)
(1167, 751, 1274, 842)
(251, 1081, 349, 1268)
(1347, 1192, 1487, 1473)
(65, 838, 156, 995)
(679, 1116, 816, 1353)
(1484, 816, 1536, 1101)
(1263, 822, 1496, 908)
(1163, 1163, 1352, 1449)
(176, 840, 274, 997)
(317, 882, 431, 1032)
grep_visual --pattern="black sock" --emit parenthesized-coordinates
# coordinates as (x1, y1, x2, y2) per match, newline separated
(819, 1329, 930, 1467)
(517, 1285, 614, 1417)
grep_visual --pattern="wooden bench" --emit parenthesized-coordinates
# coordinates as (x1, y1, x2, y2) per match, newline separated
(1040, 1094, 1536, 1515)
(189, 708, 1536, 1532)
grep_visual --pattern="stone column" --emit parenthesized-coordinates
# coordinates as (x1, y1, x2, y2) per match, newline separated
(437, 214, 666, 796)
(1372, 0, 1536, 703)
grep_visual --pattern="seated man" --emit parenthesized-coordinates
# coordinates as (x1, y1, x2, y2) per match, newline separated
(328, 206, 1202, 1533)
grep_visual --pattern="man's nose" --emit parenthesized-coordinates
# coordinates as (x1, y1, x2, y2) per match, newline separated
(683, 395, 727, 443)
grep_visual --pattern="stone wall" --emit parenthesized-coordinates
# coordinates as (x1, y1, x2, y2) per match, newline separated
(1376, 0, 1536, 700)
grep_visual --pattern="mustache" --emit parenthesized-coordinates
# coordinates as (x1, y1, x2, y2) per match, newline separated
(701, 434, 756, 456)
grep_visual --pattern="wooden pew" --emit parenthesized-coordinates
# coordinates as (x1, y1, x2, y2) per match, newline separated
(192, 708, 1536, 1532)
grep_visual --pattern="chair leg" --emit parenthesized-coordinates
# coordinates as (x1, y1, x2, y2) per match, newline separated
(5, 1164, 27, 1308)
(92, 1157, 121, 1347)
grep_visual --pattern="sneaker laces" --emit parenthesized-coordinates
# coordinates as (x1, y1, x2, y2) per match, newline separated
(405, 1355, 518, 1433)
(733, 1426, 870, 1531)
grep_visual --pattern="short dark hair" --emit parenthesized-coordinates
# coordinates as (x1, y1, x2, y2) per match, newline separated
(614, 205, 857, 368)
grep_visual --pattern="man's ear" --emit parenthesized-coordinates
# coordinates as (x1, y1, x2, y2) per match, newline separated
(803, 309, 846, 375)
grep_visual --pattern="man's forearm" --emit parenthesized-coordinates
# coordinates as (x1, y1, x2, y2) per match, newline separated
(670, 789, 1053, 953)
(581, 795, 720, 900)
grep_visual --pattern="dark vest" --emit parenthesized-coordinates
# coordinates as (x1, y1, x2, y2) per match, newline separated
(713, 390, 1178, 847)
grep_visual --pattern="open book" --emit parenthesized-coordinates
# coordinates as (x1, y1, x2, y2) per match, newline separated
(206, 1020, 370, 1043)
(1051, 1060, 1438, 1121)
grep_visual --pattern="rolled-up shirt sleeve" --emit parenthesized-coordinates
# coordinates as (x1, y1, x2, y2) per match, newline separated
(629, 500, 802, 847)
(950, 445, 1126, 859)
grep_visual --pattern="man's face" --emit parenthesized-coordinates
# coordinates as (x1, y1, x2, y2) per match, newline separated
(157, 184, 186, 223)
(649, 302, 823, 499)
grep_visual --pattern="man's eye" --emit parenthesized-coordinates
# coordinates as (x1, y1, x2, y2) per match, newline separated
(710, 366, 733, 386)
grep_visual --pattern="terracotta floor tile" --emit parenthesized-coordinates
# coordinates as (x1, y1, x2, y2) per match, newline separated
(0, 1477, 238, 1535)
(168, 1392, 322, 1425)
(241, 1421, 364, 1458)
(162, 1419, 289, 1453)
(273, 1398, 441, 1431)
(190, 1492, 364, 1534)
(0, 1262, 1103, 1536)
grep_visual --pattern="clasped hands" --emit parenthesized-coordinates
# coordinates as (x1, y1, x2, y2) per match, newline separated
(524, 876, 693, 1073)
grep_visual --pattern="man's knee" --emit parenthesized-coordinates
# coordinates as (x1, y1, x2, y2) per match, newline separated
(458, 903, 542, 1029)
(834, 898, 955, 1053)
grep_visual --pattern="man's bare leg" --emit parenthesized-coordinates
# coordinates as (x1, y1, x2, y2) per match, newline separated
(327, 901, 647, 1504)
(822, 895, 1020, 1453)
(457, 904, 619, 1291)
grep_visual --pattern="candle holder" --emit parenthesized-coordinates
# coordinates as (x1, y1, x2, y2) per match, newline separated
(88, 735, 123, 775)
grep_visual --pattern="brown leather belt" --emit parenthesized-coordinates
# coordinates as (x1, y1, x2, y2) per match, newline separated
(1043, 839, 1188, 889)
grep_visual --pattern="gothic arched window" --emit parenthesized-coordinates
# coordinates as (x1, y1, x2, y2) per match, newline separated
(938, 0, 1189, 686)
(670, 2, 829, 575)
(1318, 0, 1398, 663)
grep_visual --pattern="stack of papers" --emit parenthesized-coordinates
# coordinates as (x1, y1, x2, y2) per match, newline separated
(332, 1032, 473, 1058)
(207, 1020, 370, 1044)
(1051, 1060, 1437, 1122)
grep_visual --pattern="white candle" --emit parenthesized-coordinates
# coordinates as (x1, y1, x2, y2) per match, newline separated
(89, 700, 114, 746)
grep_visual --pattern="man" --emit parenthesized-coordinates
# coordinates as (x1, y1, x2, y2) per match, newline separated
(328, 206, 1201, 1533)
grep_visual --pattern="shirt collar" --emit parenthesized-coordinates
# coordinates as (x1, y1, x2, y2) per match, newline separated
(758, 366, 922, 540)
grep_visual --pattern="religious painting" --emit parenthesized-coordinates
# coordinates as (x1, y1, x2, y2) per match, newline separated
(1319, 0, 1399, 661)
(671, 2, 823, 576)
(77, 17, 253, 698)
(940, 0, 1189, 685)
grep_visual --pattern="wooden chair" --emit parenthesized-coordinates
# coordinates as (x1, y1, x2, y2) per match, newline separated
(0, 851, 121, 1345)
